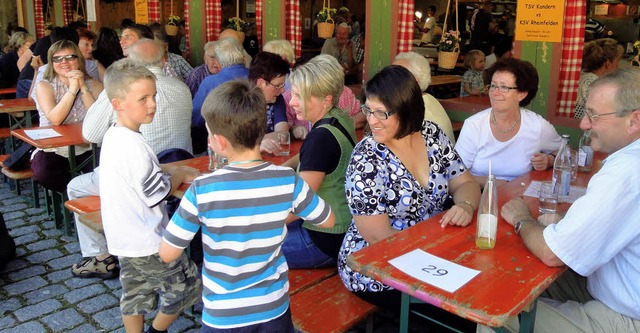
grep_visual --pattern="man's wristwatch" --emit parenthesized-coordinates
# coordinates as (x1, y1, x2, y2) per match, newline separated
(514, 218, 532, 234)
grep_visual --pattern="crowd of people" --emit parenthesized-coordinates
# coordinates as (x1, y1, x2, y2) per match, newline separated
(0, 8, 638, 333)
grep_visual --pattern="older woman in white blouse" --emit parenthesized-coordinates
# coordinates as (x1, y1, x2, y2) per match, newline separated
(455, 58, 562, 185)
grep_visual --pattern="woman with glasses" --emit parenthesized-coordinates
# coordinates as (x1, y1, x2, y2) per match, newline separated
(337, 66, 479, 324)
(455, 58, 562, 186)
(281, 54, 357, 268)
(32, 40, 103, 192)
(248, 51, 291, 154)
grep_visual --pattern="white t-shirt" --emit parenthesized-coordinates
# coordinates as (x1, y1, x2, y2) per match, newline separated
(455, 108, 562, 181)
(421, 16, 436, 44)
(99, 126, 171, 257)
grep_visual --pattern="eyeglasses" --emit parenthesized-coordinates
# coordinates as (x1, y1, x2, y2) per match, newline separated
(487, 84, 518, 93)
(583, 110, 620, 123)
(361, 104, 395, 120)
(266, 81, 285, 91)
(52, 54, 79, 63)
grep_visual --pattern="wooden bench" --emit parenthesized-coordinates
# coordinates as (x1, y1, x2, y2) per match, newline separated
(289, 267, 337, 295)
(0, 154, 40, 208)
(291, 275, 377, 333)
(64, 196, 101, 215)
(78, 210, 103, 233)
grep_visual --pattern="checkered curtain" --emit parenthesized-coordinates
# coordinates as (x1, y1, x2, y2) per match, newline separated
(286, 0, 302, 58)
(34, 0, 45, 38)
(556, 0, 585, 117)
(397, 0, 414, 53)
(255, 0, 263, 46)
(62, 0, 74, 25)
(148, 0, 161, 23)
(184, 1, 192, 52)
(205, 0, 222, 41)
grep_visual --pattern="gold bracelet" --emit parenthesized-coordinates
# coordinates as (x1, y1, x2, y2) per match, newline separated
(80, 87, 90, 95)
(458, 200, 476, 212)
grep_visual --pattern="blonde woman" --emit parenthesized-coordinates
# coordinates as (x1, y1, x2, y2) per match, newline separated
(281, 55, 357, 268)
(32, 40, 103, 192)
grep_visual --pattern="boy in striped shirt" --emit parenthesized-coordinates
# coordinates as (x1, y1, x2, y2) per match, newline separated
(160, 79, 335, 332)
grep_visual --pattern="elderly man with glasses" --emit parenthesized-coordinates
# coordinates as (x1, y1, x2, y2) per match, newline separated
(481, 68, 640, 332)
(192, 38, 249, 154)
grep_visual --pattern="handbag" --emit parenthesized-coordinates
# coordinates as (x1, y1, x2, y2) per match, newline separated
(3, 141, 35, 171)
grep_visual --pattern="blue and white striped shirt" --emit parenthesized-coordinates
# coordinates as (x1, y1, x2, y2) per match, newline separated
(163, 162, 331, 328)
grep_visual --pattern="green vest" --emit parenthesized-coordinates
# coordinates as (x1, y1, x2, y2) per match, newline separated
(301, 107, 356, 234)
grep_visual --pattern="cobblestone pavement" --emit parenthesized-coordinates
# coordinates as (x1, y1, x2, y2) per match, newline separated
(0, 181, 200, 333)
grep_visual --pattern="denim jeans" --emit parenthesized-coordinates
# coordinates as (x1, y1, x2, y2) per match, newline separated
(15, 79, 31, 98)
(200, 308, 294, 333)
(281, 219, 335, 269)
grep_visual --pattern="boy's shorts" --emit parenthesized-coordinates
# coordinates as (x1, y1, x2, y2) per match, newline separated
(119, 252, 201, 316)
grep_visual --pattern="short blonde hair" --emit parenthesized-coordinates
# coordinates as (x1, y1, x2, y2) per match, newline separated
(289, 54, 344, 116)
(8, 31, 34, 52)
(464, 49, 485, 69)
(104, 58, 156, 101)
(263, 40, 295, 65)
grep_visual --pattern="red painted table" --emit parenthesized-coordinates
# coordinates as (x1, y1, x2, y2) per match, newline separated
(170, 139, 304, 198)
(346, 156, 605, 332)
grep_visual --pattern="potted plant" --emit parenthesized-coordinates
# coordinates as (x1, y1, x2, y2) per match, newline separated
(166, 14, 180, 36)
(437, 30, 460, 69)
(317, 1, 336, 39)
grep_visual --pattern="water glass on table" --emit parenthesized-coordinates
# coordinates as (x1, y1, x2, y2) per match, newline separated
(208, 147, 228, 171)
(275, 131, 290, 156)
(538, 181, 559, 214)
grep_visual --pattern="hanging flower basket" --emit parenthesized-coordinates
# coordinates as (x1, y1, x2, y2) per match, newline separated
(318, 20, 335, 39)
(317, 1, 336, 39)
(438, 50, 460, 69)
(165, 23, 179, 36)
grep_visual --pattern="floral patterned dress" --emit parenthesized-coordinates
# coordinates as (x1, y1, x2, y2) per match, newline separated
(338, 121, 467, 293)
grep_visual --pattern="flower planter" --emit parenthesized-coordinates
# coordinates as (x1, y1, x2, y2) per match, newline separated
(165, 23, 179, 36)
(438, 50, 459, 69)
(318, 20, 335, 39)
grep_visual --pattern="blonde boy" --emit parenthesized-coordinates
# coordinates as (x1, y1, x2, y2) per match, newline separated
(100, 59, 202, 333)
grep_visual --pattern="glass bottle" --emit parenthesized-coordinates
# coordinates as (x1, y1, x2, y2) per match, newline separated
(578, 130, 593, 172)
(552, 134, 572, 202)
(476, 175, 498, 249)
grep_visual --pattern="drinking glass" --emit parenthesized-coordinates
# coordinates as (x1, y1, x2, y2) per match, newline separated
(276, 131, 290, 156)
(538, 181, 559, 214)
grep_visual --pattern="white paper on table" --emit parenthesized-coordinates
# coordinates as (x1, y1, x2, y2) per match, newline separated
(523, 180, 587, 203)
(24, 129, 62, 140)
(388, 249, 480, 293)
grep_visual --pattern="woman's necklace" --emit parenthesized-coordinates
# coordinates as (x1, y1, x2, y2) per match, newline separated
(491, 110, 520, 134)
(228, 159, 264, 166)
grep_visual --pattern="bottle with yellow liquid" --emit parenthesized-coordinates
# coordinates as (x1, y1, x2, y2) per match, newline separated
(476, 174, 498, 249)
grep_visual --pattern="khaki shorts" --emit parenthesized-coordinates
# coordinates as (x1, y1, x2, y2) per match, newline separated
(119, 252, 201, 316)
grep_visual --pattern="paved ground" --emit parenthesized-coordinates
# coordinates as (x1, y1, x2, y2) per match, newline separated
(0, 181, 200, 333)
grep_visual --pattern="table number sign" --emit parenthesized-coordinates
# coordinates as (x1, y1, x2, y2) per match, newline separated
(389, 249, 480, 293)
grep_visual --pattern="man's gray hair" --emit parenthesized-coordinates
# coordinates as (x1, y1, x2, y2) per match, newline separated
(394, 52, 432, 91)
(589, 67, 640, 117)
(128, 38, 164, 68)
(213, 38, 245, 68)
(203, 41, 215, 55)
(337, 22, 351, 33)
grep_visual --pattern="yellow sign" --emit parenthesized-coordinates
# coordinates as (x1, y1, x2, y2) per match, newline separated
(134, 0, 149, 24)
(515, 1, 565, 43)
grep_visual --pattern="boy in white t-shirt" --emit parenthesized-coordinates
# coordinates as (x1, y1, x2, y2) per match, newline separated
(99, 59, 202, 333)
